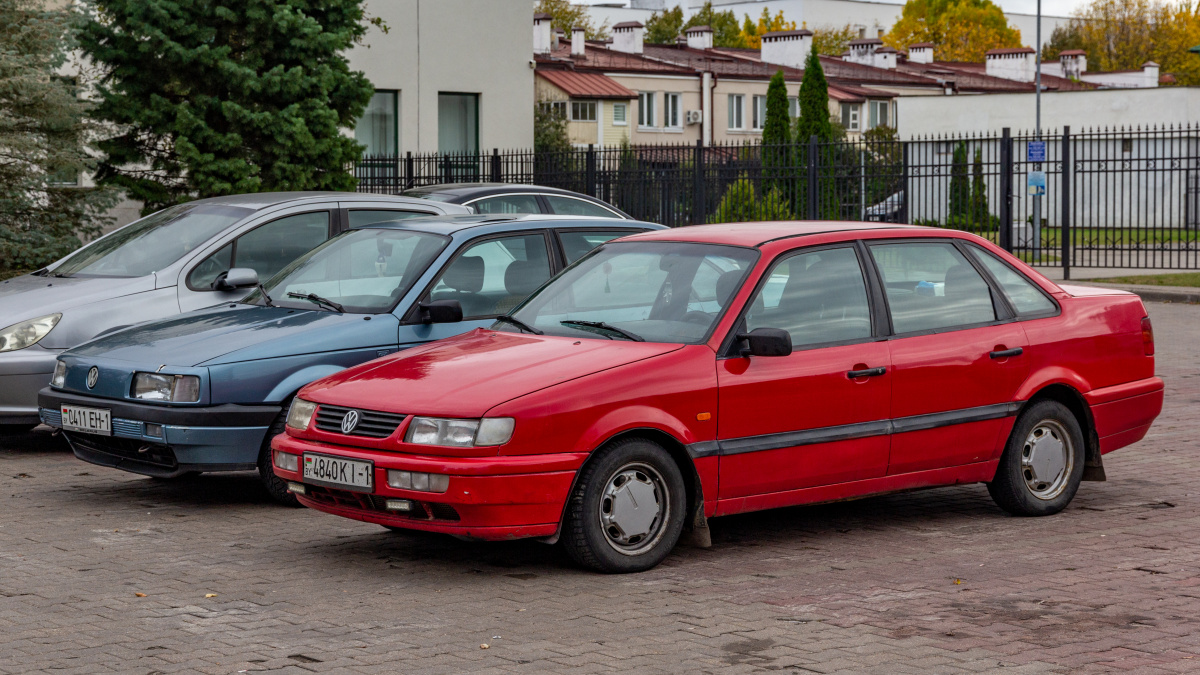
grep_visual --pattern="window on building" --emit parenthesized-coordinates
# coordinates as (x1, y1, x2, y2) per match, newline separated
(752, 95, 767, 130)
(540, 101, 567, 120)
(438, 93, 479, 154)
(355, 90, 399, 156)
(728, 94, 744, 130)
(638, 92, 656, 127)
(664, 93, 681, 128)
(613, 102, 628, 125)
(570, 100, 597, 122)
(840, 103, 861, 131)
(868, 100, 890, 129)
(788, 96, 799, 118)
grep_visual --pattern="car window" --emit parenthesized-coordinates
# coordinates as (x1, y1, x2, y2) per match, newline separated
(745, 247, 872, 347)
(52, 204, 252, 278)
(967, 245, 1056, 316)
(348, 209, 433, 228)
(508, 241, 757, 344)
(544, 195, 621, 218)
(870, 241, 997, 334)
(187, 243, 232, 289)
(559, 230, 637, 264)
(427, 234, 552, 318)
(470, 195, 542, 215)
(257, 229, 449, 314)
(190, 211, 331, 289)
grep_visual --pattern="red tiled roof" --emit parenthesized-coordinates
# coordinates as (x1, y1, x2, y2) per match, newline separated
(909, 42, 934, 49)
(1059, 49, 1087, 56)
(899, 60, 1092, 92)
(986, 47, 1036, 55)
(536, 69, 636, 99)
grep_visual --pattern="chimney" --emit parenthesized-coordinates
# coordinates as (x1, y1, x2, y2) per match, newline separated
(533, 13, 552, 55)
(985, 47, 1037, 82)
(908, 42, 934, 65)
(1142, 61, 1160, 88)
(553, 28, 565, 50)
(760, 29, 812, 69)
(875, 46, 898, 70)
(685, 25, 713, 50)
(611, 21, 644, 54)
(845, 38, 883, 66)
(1058, 49, 1086, 79)
(571, 26, 586, 57)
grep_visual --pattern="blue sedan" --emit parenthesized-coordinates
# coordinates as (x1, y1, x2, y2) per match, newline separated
(39, 214, 662, 503)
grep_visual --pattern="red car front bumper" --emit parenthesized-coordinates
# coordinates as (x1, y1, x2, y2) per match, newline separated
(271, 434, 585, 540)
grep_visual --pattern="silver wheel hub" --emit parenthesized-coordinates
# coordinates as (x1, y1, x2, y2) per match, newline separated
(599, 463, 668, 555)
(1021, 420, 1073, 500)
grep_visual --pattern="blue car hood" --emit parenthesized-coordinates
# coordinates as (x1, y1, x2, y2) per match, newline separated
(67, 304, 398, 367)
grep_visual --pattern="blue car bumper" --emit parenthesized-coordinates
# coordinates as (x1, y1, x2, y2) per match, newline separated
(38, 388, 280, 478)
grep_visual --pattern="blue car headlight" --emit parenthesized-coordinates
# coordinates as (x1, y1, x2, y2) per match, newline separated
(132, 372, 201, 402)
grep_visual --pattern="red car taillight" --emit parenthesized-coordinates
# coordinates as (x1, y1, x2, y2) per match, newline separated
(1141, 317, 1154, 356)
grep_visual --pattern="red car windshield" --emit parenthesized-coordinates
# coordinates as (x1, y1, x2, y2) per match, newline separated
(505, 241, 758, 344)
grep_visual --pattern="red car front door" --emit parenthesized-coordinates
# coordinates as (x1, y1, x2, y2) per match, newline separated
(867, 240, 1030, 475)
(716, 245, 891, 503)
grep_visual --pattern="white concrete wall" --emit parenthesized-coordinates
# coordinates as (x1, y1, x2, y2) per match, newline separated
(352, 0, 533, 153)
(896, 87, 1200, 137)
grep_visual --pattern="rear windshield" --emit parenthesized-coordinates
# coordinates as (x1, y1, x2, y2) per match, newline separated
(52, 204, 252, 278)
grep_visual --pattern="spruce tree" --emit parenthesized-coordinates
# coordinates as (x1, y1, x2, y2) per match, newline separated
(949, 141, 970, 222)
(760, 70, 793, 205)
(970, 146, 990, 226)
(79, 0, 375, 214)
(0, 0, 115, 277)
(795, 50, 832, 145)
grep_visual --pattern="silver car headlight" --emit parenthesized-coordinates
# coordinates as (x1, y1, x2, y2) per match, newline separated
(132, 372, 201, 402)
(286, 399, 317, 430)
(405, 416, 515, 447)
(0, 314, 61, 353)
(50, 360, 67, 388)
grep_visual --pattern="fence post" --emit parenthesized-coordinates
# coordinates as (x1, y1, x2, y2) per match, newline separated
(491, 148, 501, 182)
(807, 135, 819, 221)
(999, 128, 1013, 252)
(405, 152, 414, 190)
(900, 141, 910, 224)
(1060, 126, 1071, 280)
(693, 139, 705, 225)
(585, 144, 597, 196)
(441, 153, 451, 183)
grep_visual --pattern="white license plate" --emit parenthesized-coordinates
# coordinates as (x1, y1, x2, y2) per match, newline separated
(303, 453, 373, 492)
(60, 405, 112, 436)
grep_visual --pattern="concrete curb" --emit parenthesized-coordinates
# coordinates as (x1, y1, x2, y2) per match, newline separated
(1072, 281, 1200, 304)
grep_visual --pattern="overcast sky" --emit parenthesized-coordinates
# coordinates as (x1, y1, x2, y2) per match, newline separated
(576, 0, 1088, 19)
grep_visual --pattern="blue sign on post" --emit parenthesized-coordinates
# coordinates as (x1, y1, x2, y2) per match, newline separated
(1027, 170, 1047, 196)
(1027, 141, 1046, 163)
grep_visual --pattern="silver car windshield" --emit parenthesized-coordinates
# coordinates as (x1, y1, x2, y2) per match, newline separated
(250, 228, 450, 314)
(50, 204, 253, 278)
(504, 241, 758, 344)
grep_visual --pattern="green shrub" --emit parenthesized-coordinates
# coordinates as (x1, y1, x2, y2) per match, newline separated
(709, 179, 792, 223)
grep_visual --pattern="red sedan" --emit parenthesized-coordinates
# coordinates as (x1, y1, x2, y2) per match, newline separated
(272, 222, 1163, 573)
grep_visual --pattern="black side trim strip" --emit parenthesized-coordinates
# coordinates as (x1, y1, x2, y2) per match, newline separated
(685, 401, 1023, 459)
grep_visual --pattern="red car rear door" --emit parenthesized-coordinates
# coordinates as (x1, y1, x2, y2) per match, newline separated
(716, 244, 891, 501)
(866, 239, 1030, 475)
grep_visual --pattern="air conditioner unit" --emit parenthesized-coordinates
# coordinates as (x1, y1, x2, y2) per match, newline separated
(685, 110, 703, 125)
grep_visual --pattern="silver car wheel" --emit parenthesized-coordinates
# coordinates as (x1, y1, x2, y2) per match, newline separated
(598, 462, 669, 556)
(1021, 419, 1074, 501)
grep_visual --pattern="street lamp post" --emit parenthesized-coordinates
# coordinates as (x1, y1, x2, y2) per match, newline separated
(1032, 0, 1042, 253)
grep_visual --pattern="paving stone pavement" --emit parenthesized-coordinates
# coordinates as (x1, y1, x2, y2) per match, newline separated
(2, 302, 1197, 675)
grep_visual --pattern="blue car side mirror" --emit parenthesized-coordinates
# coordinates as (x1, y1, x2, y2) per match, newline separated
(419, 300, 463, 324)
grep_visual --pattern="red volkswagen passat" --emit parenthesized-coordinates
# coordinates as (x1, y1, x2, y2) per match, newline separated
(272, 222, 1163, 572)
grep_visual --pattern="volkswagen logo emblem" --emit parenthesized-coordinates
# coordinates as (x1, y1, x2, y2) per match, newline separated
(86, 367, 99, 389)
(340, 410, 360, 434)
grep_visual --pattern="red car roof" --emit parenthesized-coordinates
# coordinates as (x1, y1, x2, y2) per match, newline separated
(617, 221, 924, 247)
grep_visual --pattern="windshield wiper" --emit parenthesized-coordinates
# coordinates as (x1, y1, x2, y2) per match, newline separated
(287, 291, 344, 313)
(560, 320, 644, 342)
(258, 284, 275, 307)
(493, 315, 542, 335)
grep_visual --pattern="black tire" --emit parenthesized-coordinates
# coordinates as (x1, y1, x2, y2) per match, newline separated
(987, 400, 1086, 517)
(0, 423, 38, 435)
(258, 407, 300, 507)
(562, 437, 686, 573)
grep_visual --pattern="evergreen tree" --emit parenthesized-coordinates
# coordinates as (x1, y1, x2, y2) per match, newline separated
(760, 71, 793, 200)
(795, 50, 832, 144)
(970, 146, 990, 226)
(79, 0, 376, 214)
(949, 141, 971, 221)
(0, 0, 115, 277)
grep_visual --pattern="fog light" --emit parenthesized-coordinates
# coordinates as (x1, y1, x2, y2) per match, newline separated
(274, 451, 298, 472)
(386, 470, 449, 493)
(144, 423, 163, 438)
(286, 481, 306, 495)
(385, 499, 414, 512)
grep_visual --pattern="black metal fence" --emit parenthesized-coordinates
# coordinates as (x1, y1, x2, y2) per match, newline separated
(354, 124, 1200, 273)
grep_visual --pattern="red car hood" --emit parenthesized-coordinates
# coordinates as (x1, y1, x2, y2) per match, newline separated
(301, 329, 684, 417)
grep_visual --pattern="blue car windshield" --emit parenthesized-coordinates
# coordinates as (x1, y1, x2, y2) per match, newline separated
(51, 204, 252, 278)
(504, 241, 758, 344)
(249, 228, 450, 314)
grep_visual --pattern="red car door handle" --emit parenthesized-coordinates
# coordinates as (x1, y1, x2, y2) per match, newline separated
(989, 347, 1024, 359)
(847, 366, 887, 378)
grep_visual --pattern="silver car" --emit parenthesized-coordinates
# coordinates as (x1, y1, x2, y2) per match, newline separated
(0, 192, 468, 432)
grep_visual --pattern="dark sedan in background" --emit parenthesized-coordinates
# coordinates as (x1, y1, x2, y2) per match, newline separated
(402, 183, 631, 220)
